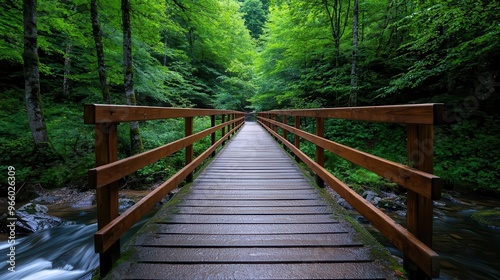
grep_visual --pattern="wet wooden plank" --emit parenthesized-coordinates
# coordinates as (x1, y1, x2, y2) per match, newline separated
(175, 206, 333, 214)
(184, 194, 322, 200)
(155, 223, 348, 235)
(136, 247, 373, 263)
(135, 233, 362, 247)
(189, 189, 317, 195)
(113, 263, 387, 279)
(162, 214, 337, 224)
(180, 200, 327, 207)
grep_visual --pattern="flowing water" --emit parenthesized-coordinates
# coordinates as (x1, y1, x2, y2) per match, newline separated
(0, 193, 498, 279)
(0, 203, 156, 280)
(360, 193, 500, 280)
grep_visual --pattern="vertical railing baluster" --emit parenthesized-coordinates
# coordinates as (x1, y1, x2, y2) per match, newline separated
(211, 115, 216, 158)
(294, 116, 300, 163)
(282, 115, 288, 150)
(95, 122, 120, 276)
(315, 117, 325, 187)
(406, 124, 434, 280)
(221, 114, 226, 145)
(185, 117, 194, 183)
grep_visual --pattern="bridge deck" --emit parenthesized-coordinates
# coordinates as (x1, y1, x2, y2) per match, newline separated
(109, 122, 393, 279)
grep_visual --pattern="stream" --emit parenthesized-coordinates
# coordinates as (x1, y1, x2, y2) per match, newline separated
(358, 192, 500, 280)
(0, 200, 158, 280)
(0, 192, 499, 279)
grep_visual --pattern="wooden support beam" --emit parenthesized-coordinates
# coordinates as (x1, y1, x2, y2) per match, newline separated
(406, 124, 436, 279)
(315, 117, 325, 187)
(94, 122, 120, 277)
(221, 114, 226, 145)
(185, 117, 194, 183)
(294, 116, 300, 163)
(211, 115, 216, 158)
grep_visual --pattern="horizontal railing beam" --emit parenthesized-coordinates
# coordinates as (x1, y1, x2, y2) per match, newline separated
(261, 103, 444, 125)
(260, 117, 441, 199)
(84, 104, 241, 124)
(88, 117, 244, 189)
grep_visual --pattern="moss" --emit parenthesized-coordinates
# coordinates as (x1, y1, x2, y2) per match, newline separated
(471, 210, 500, 228)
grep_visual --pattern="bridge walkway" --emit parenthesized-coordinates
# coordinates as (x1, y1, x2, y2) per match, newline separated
(109, 122, 394, 279)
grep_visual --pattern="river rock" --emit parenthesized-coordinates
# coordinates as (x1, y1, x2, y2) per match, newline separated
(362, 190, 380, 204)
(11, 203, 74, 234)
(119, 198, 136, 211)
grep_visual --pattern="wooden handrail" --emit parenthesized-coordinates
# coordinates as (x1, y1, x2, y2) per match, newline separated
(257, 103, 444, 279)
(266, 104, 445, 124)
(84, 104, 245, 276)
(84, 104, 242, 123)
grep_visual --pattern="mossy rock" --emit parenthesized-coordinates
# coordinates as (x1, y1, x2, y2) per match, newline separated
(471, 210, 500, 228)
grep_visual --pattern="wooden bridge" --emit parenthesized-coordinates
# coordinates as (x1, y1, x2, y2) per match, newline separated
(84, 104, 444, 279)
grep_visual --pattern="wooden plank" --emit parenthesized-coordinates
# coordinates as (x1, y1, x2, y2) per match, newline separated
(188, 189, 320, 196)
(263, 103, 445, 124)
(155, 223, 347, 235)
(262, 117, 441, 199)
(180, 195, 324, 201)
(84, 104, 242, 123)
(174, 206, 333, 215)
(260, 121, 440, 278)
(180, 200, 326, 207)
(197, 174, 305, 179)
(189, 184, 312, 190)
(161, 214, 336, 224)
(135, 247, 373, 263)
(117, 263, 388, 279)
(135, 233, 360, 247)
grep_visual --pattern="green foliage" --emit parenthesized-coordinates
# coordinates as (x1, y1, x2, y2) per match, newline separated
(240, 0, 268, 39)
(434, 113, 500, 191)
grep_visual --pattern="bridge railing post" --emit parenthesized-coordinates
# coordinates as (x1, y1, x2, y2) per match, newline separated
(294, 116, 301, 163)
(315, 117, 325, 187)
(211, 115, 216, 157)
(232, 113, 235, 135)
(406, 124, 434, 280)
(94, 122, 120, 276)
(282, 115, 288, 150)
(221, 114, 226, 145)
(185, 117, 194, 183)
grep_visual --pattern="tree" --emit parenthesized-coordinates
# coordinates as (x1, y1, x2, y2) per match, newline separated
(348, 0, 358, 106)
(91, 0, 111, 103)
(23, 0, 49, 149)
(323, 0, 351, 67)
(122, 0, 143, 155)
(240, 0, 267, 39)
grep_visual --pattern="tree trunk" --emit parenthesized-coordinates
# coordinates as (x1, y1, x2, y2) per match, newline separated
(122, 0, 143, 155)
(349, 0, 358, 107)
(62, 38, 72, 98)
(91, 0, 111, 103)
(323, 0, 351, 68)
(23, 0, 49, 149)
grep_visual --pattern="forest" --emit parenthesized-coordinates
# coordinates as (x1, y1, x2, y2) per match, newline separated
(0, 0, 499, 196)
